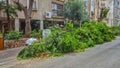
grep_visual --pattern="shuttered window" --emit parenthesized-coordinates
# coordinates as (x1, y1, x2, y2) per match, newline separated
(27, 0, 38, 10)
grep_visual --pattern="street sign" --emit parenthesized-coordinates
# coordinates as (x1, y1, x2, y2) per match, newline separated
(42, 29, 51, 38)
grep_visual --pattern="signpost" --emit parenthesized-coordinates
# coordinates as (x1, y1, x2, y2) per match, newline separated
(42, 29, 51, 38)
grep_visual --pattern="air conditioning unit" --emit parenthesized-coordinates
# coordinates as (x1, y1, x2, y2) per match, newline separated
(45, 11, 52, 18)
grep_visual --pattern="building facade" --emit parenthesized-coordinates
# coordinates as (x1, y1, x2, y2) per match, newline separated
(1, 0, 120, 33)
(0, 0, 65, 33)
(99, 0, 120, 26)
(84, 0, 120, 26)
(113, 0, 120, 26)
(83, 0, 98, 20)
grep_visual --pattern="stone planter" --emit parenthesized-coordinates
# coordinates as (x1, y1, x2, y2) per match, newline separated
(4, 38, 28, 49)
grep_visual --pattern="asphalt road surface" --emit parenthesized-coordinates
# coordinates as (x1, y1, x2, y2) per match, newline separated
(0, 37, 120, 68)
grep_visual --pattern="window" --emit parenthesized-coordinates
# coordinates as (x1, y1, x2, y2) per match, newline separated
(0, 0, 6, 3)
(118, 1, 120, 8)
(118, 11, 120, 18)
(91, 0, 94, 6)
(27, 0, 38, 10)
(101, 3, 105, 8)
(91, 0, 94, 13)
(83, 1, 87, 7)
(52, 3, 63, 16)
(52, 3, 57, 10)
(32, 0, 38, 9)
(0, 0, 4, 2)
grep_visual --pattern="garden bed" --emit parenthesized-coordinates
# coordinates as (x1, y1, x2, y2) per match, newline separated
(4, 38, 28, 49)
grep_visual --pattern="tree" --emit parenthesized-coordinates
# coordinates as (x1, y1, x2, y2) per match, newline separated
(88, 0, 91, 16)
(0, 0, 20, 33)
(100, 7, 109, 20)
(13, 0, 34, 37)
(0, 1, 5, 10)
(63, 0, 89, 27)
(0, 1, 19, 18)
(94, 0, 99, 20)
(5, 0, 20, 30)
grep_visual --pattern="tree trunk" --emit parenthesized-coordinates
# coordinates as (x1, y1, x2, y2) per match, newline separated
(94, 0, 99, 20)
(88, 0, 91, 17)
(2, 24, 4, 33)
(6, 0, 11, 30)
(77, 20, 82, 28)
(24, 0, 34, 37)
(9, 21, 13, 30)
(79, 22, 82, 28)
(25, 18, 31, 37)
(13, 0, 34, 37)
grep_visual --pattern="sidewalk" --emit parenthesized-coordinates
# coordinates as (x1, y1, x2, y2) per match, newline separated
(0, 47, 25, 65)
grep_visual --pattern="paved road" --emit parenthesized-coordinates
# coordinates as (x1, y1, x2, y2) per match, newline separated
(1, 38, 120, 68)
(0, 47, 25, 68)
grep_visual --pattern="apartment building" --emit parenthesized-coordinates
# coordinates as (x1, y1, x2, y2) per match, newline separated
(98, 0, 120, 26)
(93, 0, 120, 26)
(84, 0, 119, 26)
(83, 0, 98, 20)
(0, 0, 65, 33)
(113, 0, 120, 26)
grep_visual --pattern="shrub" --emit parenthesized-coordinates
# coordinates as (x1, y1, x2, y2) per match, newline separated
(65, 22, 74, 31)
(18, 46, 36, 59)
(109, 26, 120, 36)
(95, 22, 115, 41)
(75, 22, 115, 45)
(42, 29, 80, 53)
(30, 30, 42, 38)
(18, 22, 115, 59)
(55, 32, 80, 53)
(18, 29, 82, 59)
(6, 30, 22, 40)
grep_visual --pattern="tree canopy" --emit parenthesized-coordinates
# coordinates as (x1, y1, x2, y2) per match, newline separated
(63, 0, 89, 22)
(0, 1, 20, 18)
